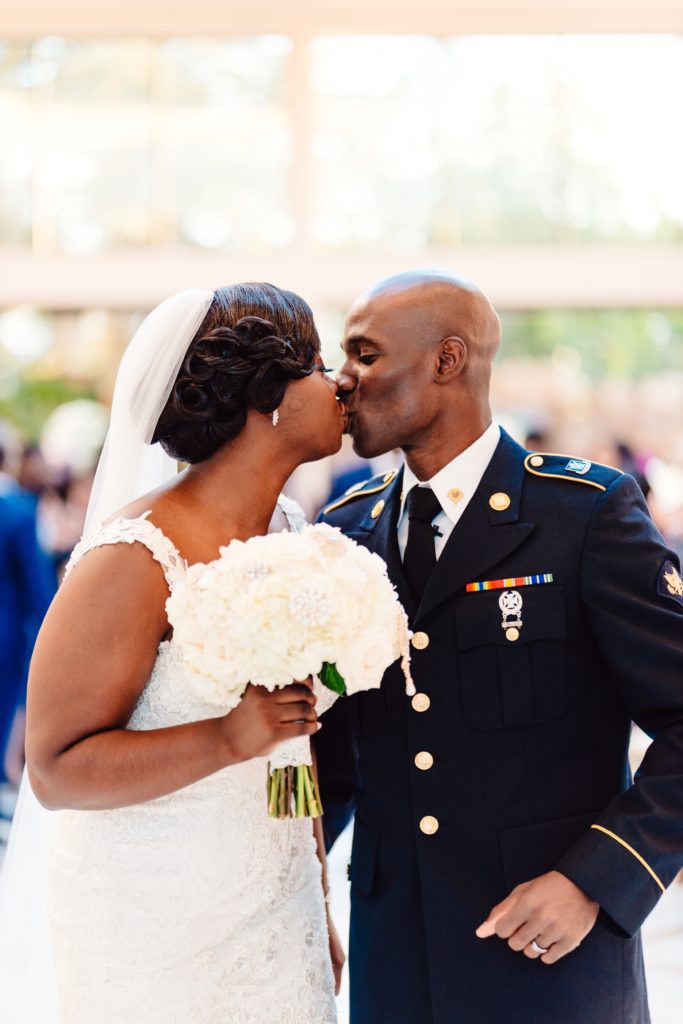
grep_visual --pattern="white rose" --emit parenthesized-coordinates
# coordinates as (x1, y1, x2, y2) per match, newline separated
(336, 630, 396, 694)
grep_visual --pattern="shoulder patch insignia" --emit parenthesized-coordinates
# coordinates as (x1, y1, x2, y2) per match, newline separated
(524, 452, 608, 492)
(565, 458, 591, 475)
(321, 468, 399, 516)
(657, 560, 683, 606)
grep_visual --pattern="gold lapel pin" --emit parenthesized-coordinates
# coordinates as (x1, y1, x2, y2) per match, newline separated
(448, 488, 463, 505)
(370, 499, 385, 520)
(489, 492, 511, 512)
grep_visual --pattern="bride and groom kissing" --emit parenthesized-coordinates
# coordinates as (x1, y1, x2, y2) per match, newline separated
(2, 272, 682, 1024)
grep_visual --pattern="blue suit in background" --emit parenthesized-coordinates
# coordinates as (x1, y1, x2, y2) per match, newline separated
(0, 492, 55, 778)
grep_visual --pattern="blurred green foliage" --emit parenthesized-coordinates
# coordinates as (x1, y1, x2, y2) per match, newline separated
(0, 377, 97, 443)
(499, 309, 683, 379)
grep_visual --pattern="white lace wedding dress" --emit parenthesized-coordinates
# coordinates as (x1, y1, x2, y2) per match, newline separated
(47, 507, 337, 1024)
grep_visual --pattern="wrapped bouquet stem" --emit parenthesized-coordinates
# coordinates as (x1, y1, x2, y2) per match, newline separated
(167, 522, 413, 819)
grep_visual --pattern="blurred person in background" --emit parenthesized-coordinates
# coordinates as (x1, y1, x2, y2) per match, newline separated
(18, 445, 51, 505)
(0, 444, 55, 792)
(594, 440, 651, 502)
(38, 465, 97, 579)
(524, 428, 552, 453)
(0, 423, 22, 496)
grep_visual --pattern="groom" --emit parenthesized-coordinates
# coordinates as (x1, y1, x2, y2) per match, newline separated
(315, 270, 683, 1024)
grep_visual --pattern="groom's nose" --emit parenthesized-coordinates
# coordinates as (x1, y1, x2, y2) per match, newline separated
(335, 361, 357, 396)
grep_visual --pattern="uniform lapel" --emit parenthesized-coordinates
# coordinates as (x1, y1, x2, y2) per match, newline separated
(414, 430, 534, 626)
(345, 468, 417, 618)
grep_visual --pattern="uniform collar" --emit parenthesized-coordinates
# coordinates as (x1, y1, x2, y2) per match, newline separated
(400, 421, 501, 524)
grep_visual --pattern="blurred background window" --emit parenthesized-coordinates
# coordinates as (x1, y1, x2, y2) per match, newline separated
(0, 25, 681, 525)
(311, 35, 683, 248)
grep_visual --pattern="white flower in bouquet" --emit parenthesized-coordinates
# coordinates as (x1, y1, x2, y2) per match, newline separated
(166, 523, 412, 817)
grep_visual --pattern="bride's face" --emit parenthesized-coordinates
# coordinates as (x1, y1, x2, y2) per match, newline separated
(280, 360, 347, 461)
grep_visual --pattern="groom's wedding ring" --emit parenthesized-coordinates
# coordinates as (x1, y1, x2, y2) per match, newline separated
(530, 940, 549, 955)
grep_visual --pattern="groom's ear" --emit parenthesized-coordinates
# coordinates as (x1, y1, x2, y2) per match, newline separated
(434, 336, 467, 382)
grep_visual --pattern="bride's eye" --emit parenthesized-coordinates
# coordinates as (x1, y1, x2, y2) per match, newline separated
(359, 354, 378, 365)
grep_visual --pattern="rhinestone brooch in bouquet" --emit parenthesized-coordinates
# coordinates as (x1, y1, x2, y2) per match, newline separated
(166, 522, 413, 818)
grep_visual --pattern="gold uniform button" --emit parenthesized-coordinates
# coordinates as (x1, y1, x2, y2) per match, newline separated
(505, 627, 520, 642)
(411, 631, 430, 651)
(414, 751, 434, 771)
(529, 455, 544, 468)
(419, 815, 439, 835)
(489, 492, 511, 512)
(411, 692, 431, 712)
(370, 499, 385, 519)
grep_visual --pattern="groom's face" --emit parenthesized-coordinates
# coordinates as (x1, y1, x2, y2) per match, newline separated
(337, 294, 439, 459)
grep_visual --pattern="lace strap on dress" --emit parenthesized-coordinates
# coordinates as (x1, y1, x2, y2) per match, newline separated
(64, 511, 187, 588)
(276, 494, 308, 534)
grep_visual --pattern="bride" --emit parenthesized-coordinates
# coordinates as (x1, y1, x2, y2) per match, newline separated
(1, 284, 346, 1023)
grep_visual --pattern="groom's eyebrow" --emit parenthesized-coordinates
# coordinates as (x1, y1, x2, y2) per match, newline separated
(343, 334, 383, 350)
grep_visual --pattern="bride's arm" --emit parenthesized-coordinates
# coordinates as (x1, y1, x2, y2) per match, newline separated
(26, 543, 318, 811)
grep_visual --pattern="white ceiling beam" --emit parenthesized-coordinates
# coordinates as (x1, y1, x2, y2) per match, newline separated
(2, 1, 683, 36)
(3, 245, 682, 310)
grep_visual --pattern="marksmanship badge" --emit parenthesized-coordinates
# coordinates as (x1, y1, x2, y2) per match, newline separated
(499, 589, 523, 632)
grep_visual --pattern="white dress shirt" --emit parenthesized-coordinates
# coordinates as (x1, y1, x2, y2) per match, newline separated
(397, 422, 501, 559)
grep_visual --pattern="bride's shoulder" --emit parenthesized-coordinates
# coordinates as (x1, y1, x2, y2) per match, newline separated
(65, 510, 185, 586)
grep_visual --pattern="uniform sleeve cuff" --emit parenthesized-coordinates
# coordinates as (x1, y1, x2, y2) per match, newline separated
(555, 826, 664, 937)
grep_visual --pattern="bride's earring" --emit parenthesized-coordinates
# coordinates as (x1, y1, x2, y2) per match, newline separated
(272, 409, 280, 427)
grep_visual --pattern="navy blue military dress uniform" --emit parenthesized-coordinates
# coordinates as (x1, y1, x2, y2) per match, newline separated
(314, 428, 683, 1024)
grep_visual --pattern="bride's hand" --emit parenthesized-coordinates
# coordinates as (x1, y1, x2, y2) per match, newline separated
(326, 905, 346, 995)
(221, 680, 318, 763)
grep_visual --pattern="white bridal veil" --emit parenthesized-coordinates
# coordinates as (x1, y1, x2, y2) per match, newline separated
(0, 288, 214, 1022)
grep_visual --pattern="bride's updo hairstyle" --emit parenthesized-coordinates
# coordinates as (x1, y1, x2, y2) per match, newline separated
(152, 283, 320, 463)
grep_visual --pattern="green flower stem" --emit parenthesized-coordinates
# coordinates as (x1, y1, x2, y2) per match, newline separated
(296, 764, 306, 817)
(266, 764, 323, 819)
(278, 768, 287, 817)
(302, 763, 323, 817)
(267, 769, 278, 816)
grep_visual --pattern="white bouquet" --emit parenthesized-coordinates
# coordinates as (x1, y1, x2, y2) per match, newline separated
(166, 522, 413, 817)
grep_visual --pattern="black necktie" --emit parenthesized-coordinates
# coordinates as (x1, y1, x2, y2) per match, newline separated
(403, 485, 442, 602)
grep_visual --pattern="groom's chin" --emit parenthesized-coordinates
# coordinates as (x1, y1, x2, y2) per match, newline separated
(350, 430, 393, 461)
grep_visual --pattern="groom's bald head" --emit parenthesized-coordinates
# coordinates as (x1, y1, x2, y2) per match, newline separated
(337, 270, 501, 459)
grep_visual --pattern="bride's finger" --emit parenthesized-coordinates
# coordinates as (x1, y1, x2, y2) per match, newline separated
(278, 720, 321, 738)
(273, 684, 316, 704)
(279, 702, 318, 723)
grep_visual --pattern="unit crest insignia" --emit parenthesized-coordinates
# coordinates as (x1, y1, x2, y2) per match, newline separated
(664, 566, 683, 597)
(657, 560, 683, 607)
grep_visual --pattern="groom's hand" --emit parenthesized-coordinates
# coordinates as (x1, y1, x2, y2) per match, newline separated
(475, 870, 599, 964)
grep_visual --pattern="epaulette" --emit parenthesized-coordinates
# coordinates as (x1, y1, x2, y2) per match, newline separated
(524, 452, 621, 492)
(321, 468, 399, 516)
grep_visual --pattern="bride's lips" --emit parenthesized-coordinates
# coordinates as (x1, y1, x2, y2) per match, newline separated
(338, 401, 352, 432)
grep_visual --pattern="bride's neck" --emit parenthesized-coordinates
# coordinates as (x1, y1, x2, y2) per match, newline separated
(173, 430, 299, 541)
